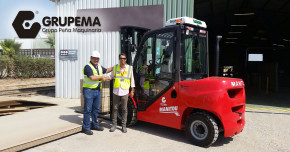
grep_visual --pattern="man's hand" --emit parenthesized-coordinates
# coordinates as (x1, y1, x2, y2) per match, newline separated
(89, 75, 103, 81)
(106, 67, 113, 73)
(101, 76, 110, 81)
(130, 91, 134, 98)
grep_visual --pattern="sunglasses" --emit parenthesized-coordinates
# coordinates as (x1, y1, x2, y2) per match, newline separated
(119, 58, 127, 60)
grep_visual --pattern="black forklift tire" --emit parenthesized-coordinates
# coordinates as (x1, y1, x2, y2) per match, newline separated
(185, 112, 219, 147)
(117, 97, 138, 127)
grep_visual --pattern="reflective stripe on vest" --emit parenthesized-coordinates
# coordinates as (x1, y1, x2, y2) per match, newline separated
(83, 62, 103, 89)
(113, 64, 132, 90)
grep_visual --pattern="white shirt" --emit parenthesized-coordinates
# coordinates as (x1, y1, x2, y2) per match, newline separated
(110, 64, 135, 96)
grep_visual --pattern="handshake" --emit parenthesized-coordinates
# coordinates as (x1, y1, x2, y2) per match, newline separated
(100, 76, 110, 81)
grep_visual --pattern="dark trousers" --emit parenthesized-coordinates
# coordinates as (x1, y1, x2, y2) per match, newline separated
(112, 94, 128, 126)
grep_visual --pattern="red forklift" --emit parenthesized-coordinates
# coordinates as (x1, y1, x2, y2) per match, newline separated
(111, 17, 245, 147)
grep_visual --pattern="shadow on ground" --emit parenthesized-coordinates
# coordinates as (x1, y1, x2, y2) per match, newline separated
(65, 107, 236, 147)
(59, 115, 83, 125)
(128, 121, 233, 147)
(211, 136, 233, 147)
(129, 121, 189, 144)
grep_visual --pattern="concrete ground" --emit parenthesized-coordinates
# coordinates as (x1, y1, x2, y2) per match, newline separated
(1, 78, 289, 152)
(23, 108, 290, 152)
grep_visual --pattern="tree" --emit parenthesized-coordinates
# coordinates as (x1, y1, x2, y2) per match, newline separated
(0, 39, 21, 56)
(0, 39, 22, 78)
(45, 32, 55, 49)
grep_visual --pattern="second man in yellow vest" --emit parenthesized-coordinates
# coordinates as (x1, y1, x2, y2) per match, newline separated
(103, 53, 135, 133)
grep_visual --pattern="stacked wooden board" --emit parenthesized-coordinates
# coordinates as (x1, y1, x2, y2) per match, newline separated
(0, 99, 56, 116)
(0, 97, 82, 152)
(100, 81, 111, 113)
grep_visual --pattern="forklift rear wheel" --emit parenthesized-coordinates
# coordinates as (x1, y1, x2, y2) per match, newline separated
(117, 97, 137, 127)
(185, 112, 219, 147)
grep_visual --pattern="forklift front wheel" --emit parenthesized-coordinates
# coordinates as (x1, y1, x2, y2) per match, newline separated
(185, 112, 219, 147)
(117, 97, 138, 127)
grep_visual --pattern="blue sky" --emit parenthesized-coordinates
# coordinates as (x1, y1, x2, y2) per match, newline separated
(0, 0, 56, 39)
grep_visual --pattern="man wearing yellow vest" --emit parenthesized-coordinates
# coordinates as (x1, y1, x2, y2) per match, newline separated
(108, 53, 135, 133)
(82, 51, 112, 135)
(138, 61, 155, 98)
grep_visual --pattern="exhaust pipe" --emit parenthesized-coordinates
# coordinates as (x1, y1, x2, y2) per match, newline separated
(214, 35, 222, 76)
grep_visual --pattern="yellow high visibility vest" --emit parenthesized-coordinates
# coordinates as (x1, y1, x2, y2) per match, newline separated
(113, 64, 132, 90)
(82, 62, 103, 89)
(138, 66, 154, 90)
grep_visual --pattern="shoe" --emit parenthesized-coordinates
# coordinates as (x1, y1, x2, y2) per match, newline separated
(110, 125, 117, 132)
(92, 126, 104, 131)
(122, 126, 127, 133)
(82, 129, 93, 135)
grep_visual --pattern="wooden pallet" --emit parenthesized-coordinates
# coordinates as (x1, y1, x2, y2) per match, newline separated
(0, 112, 15, 116)
(0, 107, 29, 113)
(0, 100, 56, 116)
(0, 101, 22, 108)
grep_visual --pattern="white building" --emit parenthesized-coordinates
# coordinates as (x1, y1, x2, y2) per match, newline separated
(0, 33, 51, 50)
(52, 0, 194, 98)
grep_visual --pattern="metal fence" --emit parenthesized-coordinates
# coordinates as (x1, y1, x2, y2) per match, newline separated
(0, 49, 55, 58)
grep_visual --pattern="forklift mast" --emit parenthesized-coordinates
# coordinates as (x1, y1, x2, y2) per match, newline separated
(109, 26, 150, 119)
(120, 26, 150, 65)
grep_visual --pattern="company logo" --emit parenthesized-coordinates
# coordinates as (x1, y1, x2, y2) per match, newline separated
(12, 11, 41, 38)
(193, 19, 202, 25)
(231, 81, 244, 87)
(60, 50, 69, 56)
(13, 11, 102, 38)
(159, 96, 180, 116)
(41, 16, 101, 33)
(160, 97, 167, 106)
(159, 106, 180, 116)
(161, 97, 166, 103)
(42, 16, 101, 27)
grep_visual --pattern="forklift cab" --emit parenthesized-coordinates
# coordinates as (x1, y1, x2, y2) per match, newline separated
(123, 17, 208, 111)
